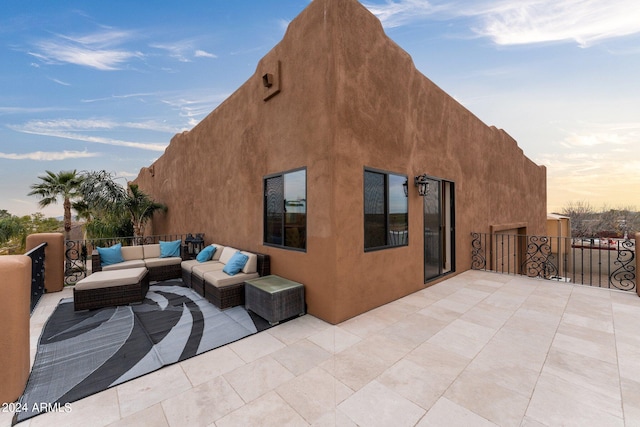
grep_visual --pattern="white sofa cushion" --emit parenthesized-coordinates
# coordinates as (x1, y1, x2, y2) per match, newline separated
(121, 246, 144, 261)
(191, 262, 225, 279)
(181, 259, 200, 272)
(218, 246, 239, 265)
(144, 257, 182, 268)
(240, 251, 258, 274)
(210, 244, 226, 261)
(203, 270, 259, 288)
(102, 259, 146, 271)
(143, 244, 161, 259)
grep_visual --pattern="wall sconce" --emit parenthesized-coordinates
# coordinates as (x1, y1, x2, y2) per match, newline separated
(262, 73, 274, 88)
(414, 174, 430, 196)
(184, 233, 205, 257)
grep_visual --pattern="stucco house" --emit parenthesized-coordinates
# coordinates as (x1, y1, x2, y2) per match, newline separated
(134, 0, 546, 324)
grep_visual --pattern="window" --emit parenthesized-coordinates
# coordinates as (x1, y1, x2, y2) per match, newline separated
(364, 168, 408, 250)
(264, 168, 306, 250)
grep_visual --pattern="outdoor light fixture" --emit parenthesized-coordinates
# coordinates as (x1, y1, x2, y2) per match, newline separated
(192, 233, 205, 255)
(185, 234, 205, 257)
(414, 174, 430, 196)
(184, 234, 195, 257)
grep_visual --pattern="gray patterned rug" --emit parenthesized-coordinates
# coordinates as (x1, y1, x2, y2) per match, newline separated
(14, 281, 270, 425)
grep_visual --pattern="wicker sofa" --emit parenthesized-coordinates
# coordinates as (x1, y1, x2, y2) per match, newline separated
(92, 243, 185, 283)
(181, 244, 270, 309)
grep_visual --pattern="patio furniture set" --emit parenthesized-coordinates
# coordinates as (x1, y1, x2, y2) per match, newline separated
(74, 241, 305, 325)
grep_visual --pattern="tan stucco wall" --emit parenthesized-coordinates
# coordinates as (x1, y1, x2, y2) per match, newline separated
(134, 0, 546, 323)
(0, 255, 31, 404)
(26, 233, 64, 292)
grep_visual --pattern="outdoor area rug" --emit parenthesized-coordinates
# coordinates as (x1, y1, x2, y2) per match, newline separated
(13, 280, 271, 425)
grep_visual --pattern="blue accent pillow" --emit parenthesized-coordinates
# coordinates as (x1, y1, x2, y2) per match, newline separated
(196, 245, 217, 263)
(222, 252, 249, 276)
(160, 240, 182, 258)
(97, 243, 124, 267)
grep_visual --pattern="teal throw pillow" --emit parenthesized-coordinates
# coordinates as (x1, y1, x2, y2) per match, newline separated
(160, 240, 182, 258)
(222, 252, 249, 276)
(97, 243, 125, 267)
(196, 245, 216, 263)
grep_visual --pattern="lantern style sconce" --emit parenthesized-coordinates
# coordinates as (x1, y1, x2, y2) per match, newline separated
(414, 174, 430, 197)
(184, 234, 205, 257)
(192, 233, 205, 255)
(185, 234, 195, 257)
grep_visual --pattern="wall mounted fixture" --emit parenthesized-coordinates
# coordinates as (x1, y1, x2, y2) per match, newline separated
(414, 174, 430, 196)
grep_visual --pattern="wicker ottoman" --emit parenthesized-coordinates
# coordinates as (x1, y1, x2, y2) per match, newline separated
(244, 275, 305, 325)
(73, 267, 149, 311)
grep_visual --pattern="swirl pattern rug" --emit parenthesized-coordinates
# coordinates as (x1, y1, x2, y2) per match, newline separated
(14, 281, 271, 425)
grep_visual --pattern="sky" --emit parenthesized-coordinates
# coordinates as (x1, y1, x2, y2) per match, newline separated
(1, 0, 639, 218)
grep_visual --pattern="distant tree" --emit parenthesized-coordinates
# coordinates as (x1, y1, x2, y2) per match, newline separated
(0, 212, 61, 254)
(561, 201, 597, 237)
(561, 201, 639, 239)
(28, 170, 83, 238)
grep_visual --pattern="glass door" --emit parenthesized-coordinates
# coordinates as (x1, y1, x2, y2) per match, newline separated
(424, 178, 455, 282)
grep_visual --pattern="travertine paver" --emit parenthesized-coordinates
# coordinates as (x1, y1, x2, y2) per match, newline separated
(6, 270, 640, 426)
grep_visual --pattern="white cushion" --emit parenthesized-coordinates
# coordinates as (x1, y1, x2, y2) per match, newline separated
(143, 244, 161, 259)
(218, 247, 239, 265)
(102, 260, 146, 271)
(191, 262, 225, 279)
(76, 267, 147, 290)
(209, 244, 226, 261)
(203, 270, 259, 288)
(240, 251, 258, 274)
(181, 259, 200, 272)
(144, 257, 182, 268)
(121, 246, 144, 261)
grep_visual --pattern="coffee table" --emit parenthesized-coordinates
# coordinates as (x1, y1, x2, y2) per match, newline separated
(244, 275, 305, 325)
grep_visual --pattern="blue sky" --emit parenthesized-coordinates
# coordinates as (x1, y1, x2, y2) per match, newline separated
(1, 0, 639, 218)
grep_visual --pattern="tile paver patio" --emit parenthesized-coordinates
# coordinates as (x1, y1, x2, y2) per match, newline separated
(4, 270, 640, 426)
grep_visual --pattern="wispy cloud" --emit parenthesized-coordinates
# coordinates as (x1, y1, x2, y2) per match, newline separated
(28, 27, 142, 70)
(194, 49, 216, 58)
(0, 106, 66, 115)
(9, 118, 168, 152)
(161, 92, 230, 128)
(0, 150, 99, 161)
(364, 0, 640, 46)
(151, 40, 217, 62)
(48, 77, 71, 86)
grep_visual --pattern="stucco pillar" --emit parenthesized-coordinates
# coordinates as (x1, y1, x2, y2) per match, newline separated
(0, 255, 31, 404)
(26, 233, 64, 292)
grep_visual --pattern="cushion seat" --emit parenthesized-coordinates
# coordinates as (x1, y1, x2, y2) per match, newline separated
(203, 270, 259, 288)
(144, 257, 182, 268)
(102, 259, 146, 271)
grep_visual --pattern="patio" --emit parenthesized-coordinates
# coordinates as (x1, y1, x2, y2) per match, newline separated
(4, 270, 640, 426)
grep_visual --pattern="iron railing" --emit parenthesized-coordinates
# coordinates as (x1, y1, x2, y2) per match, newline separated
(25, 242, 47, 312)
(471, 233, 636, 292)
(64, 233, 203, 285)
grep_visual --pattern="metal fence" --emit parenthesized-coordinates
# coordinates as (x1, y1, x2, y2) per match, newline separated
(64, 234, 201, 286)
(25, 242, 47, 312)
(471, 233, 636, 292)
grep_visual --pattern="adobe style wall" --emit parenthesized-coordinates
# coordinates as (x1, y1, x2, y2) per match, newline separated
(134, 0, 546, 323)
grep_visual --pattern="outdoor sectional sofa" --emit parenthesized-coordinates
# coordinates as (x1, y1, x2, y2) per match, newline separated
(92, 242, 184, 282)
(181, 244, 271, 309)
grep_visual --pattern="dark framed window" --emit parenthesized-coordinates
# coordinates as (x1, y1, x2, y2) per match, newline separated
(264, 168, 306, 250)
(364, 168, 408, 250)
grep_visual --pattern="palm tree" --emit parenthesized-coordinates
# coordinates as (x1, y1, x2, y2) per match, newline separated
(28, 170, 82, 237)
(126, 184, 167, 239)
